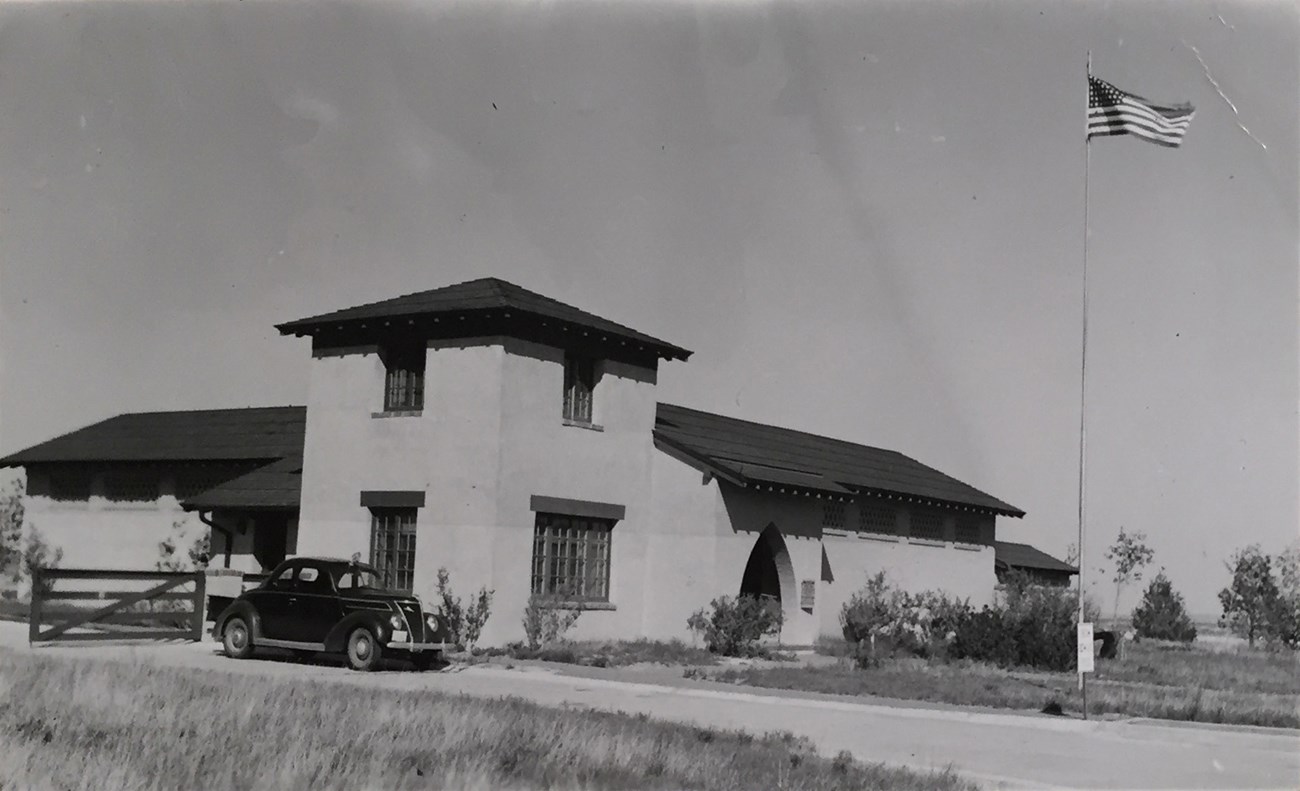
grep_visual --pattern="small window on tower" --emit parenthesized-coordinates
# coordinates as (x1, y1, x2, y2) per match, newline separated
(563, 353, 596, 424)
(382, 342, 425, 412)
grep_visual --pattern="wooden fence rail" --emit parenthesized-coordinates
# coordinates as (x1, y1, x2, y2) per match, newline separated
(29, 569, 206, 645)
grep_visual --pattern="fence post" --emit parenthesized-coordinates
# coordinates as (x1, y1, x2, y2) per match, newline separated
(28, 568, 43, 645)
(191, 571, 207, 642)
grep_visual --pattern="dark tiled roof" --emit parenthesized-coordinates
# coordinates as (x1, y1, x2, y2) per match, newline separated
(276, 277, 692, 361)
(181, 455, 302, 510)
(0, 407, 306, 466)
(654, 403, 1024, 517)
(994, 541, 1077, 574)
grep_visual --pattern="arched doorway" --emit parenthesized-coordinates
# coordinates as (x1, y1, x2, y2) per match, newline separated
(739, 524, 795, 609)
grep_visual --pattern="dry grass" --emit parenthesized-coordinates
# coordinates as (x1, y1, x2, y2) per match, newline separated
(487, 638, 721, 668)
(0, 649, 976, 791)
(717, 640, 1300, 729)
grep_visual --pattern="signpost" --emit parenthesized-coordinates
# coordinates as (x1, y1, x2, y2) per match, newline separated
(1077, 621, 1094, 718)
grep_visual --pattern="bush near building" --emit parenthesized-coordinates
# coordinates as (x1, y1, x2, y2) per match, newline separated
(687, 595, 783, 658)
(838, 571, 1094, 673)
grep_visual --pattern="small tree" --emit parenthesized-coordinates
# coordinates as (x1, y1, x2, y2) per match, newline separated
(1132, 570, 1197, 643)
(1266, 544, 1300, 650)
(1104, 528, 1154, 623)
(1219, 545, 1278, 648)
(155, 521, 209, 572)
(22, 525, 63, 598)
(0, 480, 24, 581)
(522, 595, 583, 651)
(435, 567, 494, 651)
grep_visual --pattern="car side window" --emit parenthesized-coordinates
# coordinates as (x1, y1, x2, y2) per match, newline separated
(268, 567, 297, 591)
(296, 566, 332, 594)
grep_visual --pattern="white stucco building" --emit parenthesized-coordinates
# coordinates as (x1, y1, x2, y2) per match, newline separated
(2, 277, 1050, 646)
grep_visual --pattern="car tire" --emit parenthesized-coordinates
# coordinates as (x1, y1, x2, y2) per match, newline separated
(346, 627, 383, 671)
(222, 616, 254, 660)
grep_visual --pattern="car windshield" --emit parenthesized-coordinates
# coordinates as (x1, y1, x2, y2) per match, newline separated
(333, 566, 386, 591)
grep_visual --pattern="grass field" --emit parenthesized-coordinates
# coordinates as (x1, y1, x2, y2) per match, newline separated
(485, 638, 722, 668)
(0, 649, 976, 791)
(711, 640, 1300, 729)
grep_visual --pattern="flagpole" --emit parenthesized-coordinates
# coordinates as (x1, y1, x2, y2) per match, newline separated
(1077, 50, 1092, 720)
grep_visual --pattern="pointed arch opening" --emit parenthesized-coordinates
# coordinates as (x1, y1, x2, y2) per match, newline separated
(739, 524, 796, 614)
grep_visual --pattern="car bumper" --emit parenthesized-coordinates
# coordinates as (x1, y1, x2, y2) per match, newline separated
(387, 640, 451, 653)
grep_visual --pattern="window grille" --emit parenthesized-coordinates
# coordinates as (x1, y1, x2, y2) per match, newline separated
(383, 344, 426, 412)
(858, 503, 896, 535)
(370, 508, 418, 592)
(103, 470, 160, 502)
(563, 354, 595, 423)
(531, 513, 612, 602)
(955, 519, 982, 545)
(822, 500, 846, 528)
(49, 470, 93, 502)
(910, 511, 945, 541)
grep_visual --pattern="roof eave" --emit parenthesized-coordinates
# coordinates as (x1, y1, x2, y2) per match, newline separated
(281, 310, 692, 362)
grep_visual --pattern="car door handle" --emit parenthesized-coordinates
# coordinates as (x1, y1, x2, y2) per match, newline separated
(287, 597, 298, 605)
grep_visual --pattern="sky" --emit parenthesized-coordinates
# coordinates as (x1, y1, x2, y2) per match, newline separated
(1, 0, 1295, 618)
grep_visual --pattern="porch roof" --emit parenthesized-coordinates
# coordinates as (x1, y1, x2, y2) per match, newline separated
(994, 541, 1077, 574)
(180, 455, 302, 511)
(0, 406, 306, 466)
(654, 403, 1024, 517)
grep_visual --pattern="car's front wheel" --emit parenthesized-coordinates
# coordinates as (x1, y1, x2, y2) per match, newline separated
(346, 627, 383, 671)
(222, 616, 254, 660)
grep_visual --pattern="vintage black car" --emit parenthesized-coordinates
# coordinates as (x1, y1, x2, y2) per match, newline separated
(213, 557, 450, 671)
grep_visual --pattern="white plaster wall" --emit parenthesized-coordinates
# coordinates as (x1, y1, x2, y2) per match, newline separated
(489, 340, 660, 645)
(640, 448, 728, 640)
(296, 341, 505, 615)
(22, 495, 204, 572)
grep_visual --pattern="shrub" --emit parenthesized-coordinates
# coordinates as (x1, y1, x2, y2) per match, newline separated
(687, 595, 782, 657)
(22, 526, 63, 599)
(839, 572, 970, 664)
(952, 579, 1095, 671)
(1132, 571, 1197, 643)
(522, 596, 582, 651)
(435, 568, 494, 651)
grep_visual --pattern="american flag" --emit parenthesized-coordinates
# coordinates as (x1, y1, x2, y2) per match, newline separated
(1088, 75, 1195, 148)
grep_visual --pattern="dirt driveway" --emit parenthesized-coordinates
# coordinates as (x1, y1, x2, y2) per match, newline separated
(3, 622, 1297, 791)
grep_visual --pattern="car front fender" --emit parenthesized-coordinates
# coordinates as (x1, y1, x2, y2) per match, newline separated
(324, 611, 393, 653)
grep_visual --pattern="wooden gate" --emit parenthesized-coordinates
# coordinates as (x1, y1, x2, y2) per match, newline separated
(28, 569, 207, 645)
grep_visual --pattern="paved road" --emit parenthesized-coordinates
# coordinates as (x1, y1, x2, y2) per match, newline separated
(3, 624, 1297, 791)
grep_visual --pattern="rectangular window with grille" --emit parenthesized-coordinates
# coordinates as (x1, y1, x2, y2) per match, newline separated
(370, 508, 418, 592)
(562, 354, 595, 424)
(382, 343, 426, 412)
(909, 511, 945, 541)
(104, 470, 160, 502)
(955, 519, 982, 545)
(530, 513, 612, 602)
(822, 500, 846, 528)
(48, 470, 93, 502)
(858, 503, 896, 535)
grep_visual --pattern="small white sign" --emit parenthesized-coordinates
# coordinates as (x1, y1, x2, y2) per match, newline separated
(1077, 622, 1094, 674)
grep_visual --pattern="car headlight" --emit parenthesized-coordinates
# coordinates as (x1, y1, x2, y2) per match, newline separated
(389, 615, 404, 630)
(425, 613, 439, 632)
